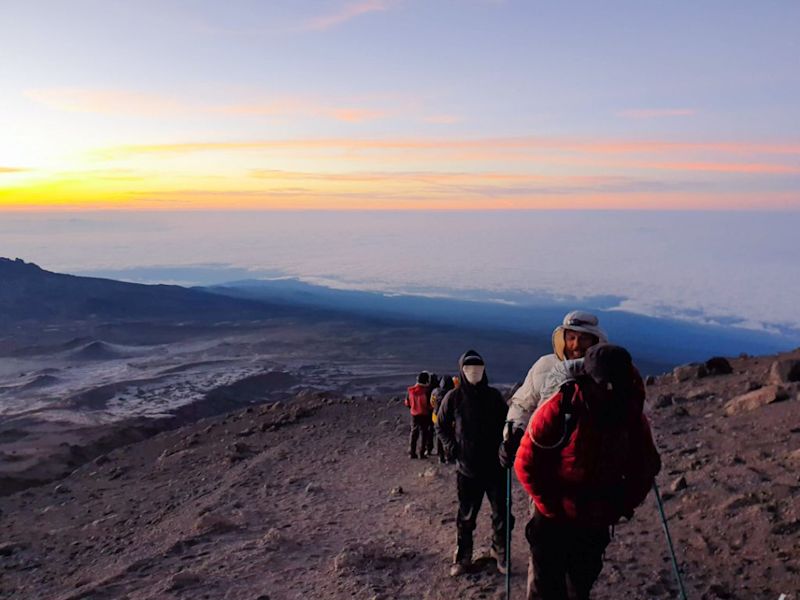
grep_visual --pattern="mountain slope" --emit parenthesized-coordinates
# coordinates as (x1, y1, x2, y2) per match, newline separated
(1, 350, 798, 599)
(0, 258, 280, 329)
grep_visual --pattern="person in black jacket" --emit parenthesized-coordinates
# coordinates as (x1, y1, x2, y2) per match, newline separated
(436, 349, 513, 576)
(430, 373, 455, 463)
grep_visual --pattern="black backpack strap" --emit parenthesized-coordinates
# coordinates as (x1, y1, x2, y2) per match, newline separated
(559, 381, 578, 449)
(532, 380, 579, 450)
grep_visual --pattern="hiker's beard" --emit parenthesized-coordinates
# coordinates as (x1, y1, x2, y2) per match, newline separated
(565, 346, 585, 360)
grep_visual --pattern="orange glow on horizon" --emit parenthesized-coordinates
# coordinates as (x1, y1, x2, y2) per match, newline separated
(2, 134, 799, 211)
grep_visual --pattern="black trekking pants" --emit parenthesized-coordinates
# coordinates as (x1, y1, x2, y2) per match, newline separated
(409, 414, 433, 456)
(436, 435, 447, 461)
(455, 470, 514, 561)
(525, 511, 610, 600)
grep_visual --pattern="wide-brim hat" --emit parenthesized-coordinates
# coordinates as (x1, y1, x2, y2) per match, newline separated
(552, 310, 608, 360)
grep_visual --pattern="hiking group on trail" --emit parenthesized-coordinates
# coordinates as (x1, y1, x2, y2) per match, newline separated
(403, 311, 662, 600)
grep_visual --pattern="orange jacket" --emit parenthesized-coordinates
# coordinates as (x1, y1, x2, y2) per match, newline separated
(405, 383, 432, 416)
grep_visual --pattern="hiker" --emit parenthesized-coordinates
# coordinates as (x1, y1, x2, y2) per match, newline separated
(498, 310, 608, 599)
(425, 373, 441, 456)
(405, 371, 433, 459)
(430, 372, 441, 389)
(436, 350, 513, 576)
(430, 374, 455, 463)
(501, 311, 608, 461)
(514, 344, 661, 600)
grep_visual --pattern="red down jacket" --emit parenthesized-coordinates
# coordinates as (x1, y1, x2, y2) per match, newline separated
(514, 370, 661, 526)
(405, 383, 432, 416)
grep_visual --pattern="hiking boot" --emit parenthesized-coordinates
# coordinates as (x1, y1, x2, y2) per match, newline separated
(489, 545, 507, 575)
(449, 561, 470, 577)
(409, 452, 418, 459)
(450, 547, 472, 577)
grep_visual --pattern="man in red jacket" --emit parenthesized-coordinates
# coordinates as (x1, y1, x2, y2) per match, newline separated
(514, 344, 661, 600)
(405, 371, 433, 459)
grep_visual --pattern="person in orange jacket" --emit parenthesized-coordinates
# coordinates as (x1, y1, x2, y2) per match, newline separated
(405, 371, 433, 459)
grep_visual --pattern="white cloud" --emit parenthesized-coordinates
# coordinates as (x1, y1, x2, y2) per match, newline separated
(4, 211, 799, 333)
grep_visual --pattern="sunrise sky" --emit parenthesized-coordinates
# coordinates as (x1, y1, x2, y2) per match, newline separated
(1, 1, 799, 210)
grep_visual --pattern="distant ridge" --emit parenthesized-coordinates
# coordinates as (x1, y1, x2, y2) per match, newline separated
(0, 258, 282, 331)
(207, 277, 799, 373)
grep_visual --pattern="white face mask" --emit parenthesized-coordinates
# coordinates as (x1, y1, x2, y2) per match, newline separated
(462, 365, 485, 384)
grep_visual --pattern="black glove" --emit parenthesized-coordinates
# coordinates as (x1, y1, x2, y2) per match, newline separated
(498, 428, 524, 469)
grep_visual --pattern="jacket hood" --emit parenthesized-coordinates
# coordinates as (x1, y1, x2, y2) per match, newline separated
(552, 310, 609, 360)
(439, 374, 454, 392)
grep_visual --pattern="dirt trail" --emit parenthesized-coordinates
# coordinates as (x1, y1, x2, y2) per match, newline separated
(1, 351, 799, 599)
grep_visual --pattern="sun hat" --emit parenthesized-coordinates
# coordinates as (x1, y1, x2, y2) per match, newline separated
(552, 310, 608, 360)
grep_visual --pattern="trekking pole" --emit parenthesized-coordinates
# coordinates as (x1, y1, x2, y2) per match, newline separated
(504, 422, 513, 600)
(652, 481, 688, 600)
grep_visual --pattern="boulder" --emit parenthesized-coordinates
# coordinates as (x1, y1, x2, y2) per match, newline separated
(724, 385, 789, 415)
(704, 356, 733, 376)
(166, 571, 201, 591)
(673, 363, 707, 383)
(768, 359, 800, 385)
(193, 513, 238, 535)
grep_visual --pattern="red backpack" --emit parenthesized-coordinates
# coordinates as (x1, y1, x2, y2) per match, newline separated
(405, 384, 432, 416)
(516, 374, 660, 526)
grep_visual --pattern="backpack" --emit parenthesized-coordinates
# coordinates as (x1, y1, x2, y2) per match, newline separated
(406, 384, 432, 416)
(539, 379, 634, 523)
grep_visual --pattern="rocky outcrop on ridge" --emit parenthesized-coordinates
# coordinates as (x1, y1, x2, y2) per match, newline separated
(0, 350, 799, 599)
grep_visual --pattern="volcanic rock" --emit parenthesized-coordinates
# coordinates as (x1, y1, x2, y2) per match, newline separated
(768, 359, 800, 385)
(704, 356, 733, 376)
(724, 385, 789, 415)
(670, 475, 688, 492)
(167, 571, 201, 591)
(673, 363, 707, 382)
(193, 513, 238, 535)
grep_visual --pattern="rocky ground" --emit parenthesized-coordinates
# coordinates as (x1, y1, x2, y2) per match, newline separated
(0, 350, 799, 599)
(0, 316, 541, 496)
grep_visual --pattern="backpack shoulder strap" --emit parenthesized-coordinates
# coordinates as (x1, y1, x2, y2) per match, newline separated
(559, 380, 578, 448)
(532, 380, 579, 450)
